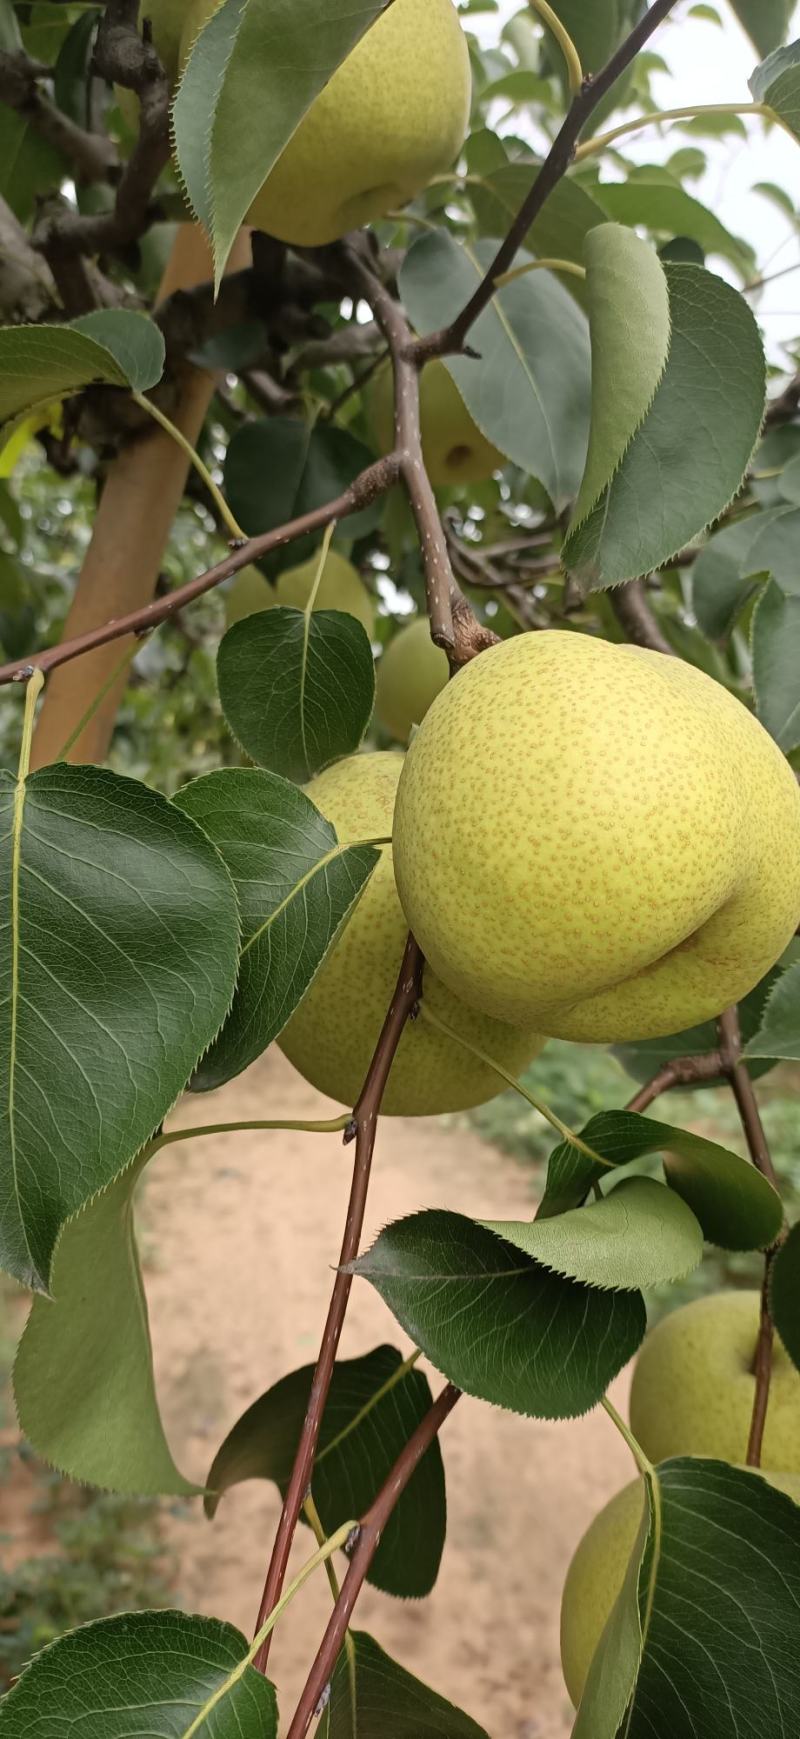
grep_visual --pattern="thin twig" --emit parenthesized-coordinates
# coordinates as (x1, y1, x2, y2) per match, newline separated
(624, 1050, 725, 1115)
(0, 48, 116, 182)
(285, 1383, 461, 1738)
(607, 579, 674, 656)
(252, 934, 424, 1673)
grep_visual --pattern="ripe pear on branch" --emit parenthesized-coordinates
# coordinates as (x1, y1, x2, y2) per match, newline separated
(393, 631, 800, 1042)
(224, 549, 374, 636)
(375, 617, 449, 743)
(178, 0, 471, 246)
(278, 752, 543, 1116)
(367, 358, 505, 488)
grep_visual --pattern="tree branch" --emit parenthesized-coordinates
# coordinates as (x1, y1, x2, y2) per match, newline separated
(608, 579, 674, 656)
(0, 48, 117, 183)
(624, 1049, 725, 1114)
(0, 195, 57, 322)
(412, 0, 680, 360)
(285, 1382, 461, 1738)
(252, 934, 424, 1674)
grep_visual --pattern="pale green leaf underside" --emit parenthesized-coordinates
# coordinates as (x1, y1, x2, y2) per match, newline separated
(483, 1177, 703, 1292)
(750, 36, 800, 139)
(570, 223, 671, 529)
(745, 959, 800, 1058)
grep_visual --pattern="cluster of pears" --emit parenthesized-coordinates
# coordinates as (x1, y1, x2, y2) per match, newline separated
(133, 0, 471, 246)
(560, 1291, 800, 1706)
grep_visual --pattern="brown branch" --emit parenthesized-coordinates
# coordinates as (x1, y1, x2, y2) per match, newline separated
(624, 1049, 725, 1115)
(747, 1257, 776, 1468)
(411, 0, 680, 360)
(0, 455, 397, 692)
(608, 579, 674, 656)
(252, 934, 425, 1674)
(0, 48, 117, 183)
(0, 195, 56, 322)
(285, 1383, 461, 1738)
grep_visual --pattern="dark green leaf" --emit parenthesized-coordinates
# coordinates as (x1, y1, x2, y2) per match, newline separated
(594, 176, 754, 276)
(615, 966, 783, 1084)
(70, 310, 166, 392)
(14, 1152, 195, 1495)
(0, 1609, 278, 1736)
(470, 160, 605, 302)
(563, 264, 765, 587)
(483, 1178, 703, 1292)
(771, 1221, 800, 1373)
(732, 0, 792, 55)
(0, 313, 164, 439)
(691, 511, 781, 638)
(0, 480, 22, 548)
(206, 1346, 445, 1599)
(400, 231, 591, 508)
(752, 577, 800, 752)
(224, 419, 378, 578)
(538, 1111, 783, 1250)
(0, 764, 239, 1290)
(53, 9, 98, 125)
(541, 0, 620, 70)
(744, 504, 800, 595)
(217, 609, 375, 784)
(350, 1209, 645, 1419)
(320, 1632, 489, 1738)
(744, 960, 800, 1058)
(0, 106, 65, 223)
(750, 40, 800, 142)
(0, 549, 25, 609)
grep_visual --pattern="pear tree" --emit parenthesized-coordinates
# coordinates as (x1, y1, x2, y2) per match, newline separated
(1, 1, 800, 1735)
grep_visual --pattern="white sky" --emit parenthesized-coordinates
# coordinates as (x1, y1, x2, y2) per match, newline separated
(469, 2, 800, 359)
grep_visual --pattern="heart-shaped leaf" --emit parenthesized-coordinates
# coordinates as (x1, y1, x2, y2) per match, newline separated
(483, 1177, 703, 1292)
(217, 609, 375, 783)
(770, 1221, 800, 1373)
(350, 1210, 646, 1419)
(538, 1110, 783, 1251)
(752, 577, 800, 752)
(224, 419, 379, 579)
(745, 960, 800, 1058)
(175, 768, 377, 1090)
(206, 1345, 445, 1599)
(320, 1632, 489, 1738)
(0, 763, 239, 1290)
(0, 1609, 278, 1736)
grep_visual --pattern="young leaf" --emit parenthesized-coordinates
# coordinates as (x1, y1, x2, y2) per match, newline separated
(538, 1110, 783, 1251)
(0, 311, 165, 429)
(13, 1153, 196, 1495)
(569, 224, 671, 530)
(320, 1631, 489, 1738)
(206, 1345, 445, 1599)
(350, 1210, 646, 1419)
(217, 609, 376, 784)
(752, 578, 800, 751)
(399, 230, 591, 508)
(175, 769, 377, 1091)
(750, 38, 800, 141)
(563, 264, 765, 587)
(224, 419, 379, 578)
(172, 0, 389, 286)
(744, 959, 800, 1058)
(0, 764, 240, 1291)
(770, 1221, 800, 1373)
(482, 1177, 703, 1292)
(0, 1609, 278, 1737)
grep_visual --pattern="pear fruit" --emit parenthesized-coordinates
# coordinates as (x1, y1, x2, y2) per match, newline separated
(178, 0, 471, 247)
(278, 752, 543, 1115)
(375, 618, 449, 743)
(393, 630, 800, 1041)
(224, 550, 374, 638)
(560, 1466, 800, 1707)
(629, 1292, 800, 1470)
(367, 359, 505, 488)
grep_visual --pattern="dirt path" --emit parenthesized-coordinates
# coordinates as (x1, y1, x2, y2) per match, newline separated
(146, 1049, 635, 1739)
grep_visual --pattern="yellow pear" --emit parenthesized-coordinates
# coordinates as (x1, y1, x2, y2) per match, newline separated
(560, 1466, 800, 1707)
(278, 752, 543, 1116)
(224, 550, 374, 638)
(393, 630, 800, 1041)
(367, 358, 505, 488)
(375, 618, 449, 743)
(178, 0, 471, 247)
(629, 1292, 800, 1469)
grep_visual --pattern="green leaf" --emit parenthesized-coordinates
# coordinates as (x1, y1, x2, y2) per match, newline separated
(750, 40, 800, 143)
(0, 480, 23, 548)
(0, 0, 22, 51)
(0, 106, 65, 224)
(350, 1210, 645, 1419)
(400, 231, 591, 509)
(744, 960, 800, 1058)
(70, 311, 166, 393)
(217, 609, 375, 785)
(469, 160, 606, 300)
(752, 577, 800, 752)
(563, 264, 765, 587)
(614, 966, 784, 1084)
(224, 419, 379, 578)
(206, 1345, 445, 1599)
(175, 769, 377, 1091)
(0, 764, 240, 1291)
(594, 176, 754, 277)
(320, 1632, 489, 1738)
(731, 0, 792, 54)
(0, 1609, 278, 1737)
(0, 313, 164, 438)
(745, 504, 800, 595)
(482, 1178, 703, 1292)
(777, 449, 800, 502)
(172, 0, 389, 286)
(53, 8, 99, 125)
(13, 1152, 195, 1495)
(570, 225, 670, 531)
(691, 511, 784, 638)
(538, 1111, 783, 1251)
(770, 1221, 800, 1373)
(541, 0, 620, 70)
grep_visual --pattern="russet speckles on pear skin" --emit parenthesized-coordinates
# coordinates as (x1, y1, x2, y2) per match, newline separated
(393, 630, 800, 1042)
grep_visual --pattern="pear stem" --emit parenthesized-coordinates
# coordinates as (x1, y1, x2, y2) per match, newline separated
(602, 1396, 653, 1478)
(527, 0, 583, 95)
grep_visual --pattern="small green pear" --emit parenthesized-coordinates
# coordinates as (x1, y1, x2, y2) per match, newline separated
(629, 1291, 800, 1469)
(393, 630, 800, 1041)
(278, 752, 543, 1116)
(367, 358, 505, 488)
(375, 618, 449, 743)
(224, 550, 374, 638)
(560, 1466, 800, 1708)
(178, 0, 471, 247)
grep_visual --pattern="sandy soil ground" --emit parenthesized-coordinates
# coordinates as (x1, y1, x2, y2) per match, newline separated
(143, 1047, 636, 1739)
